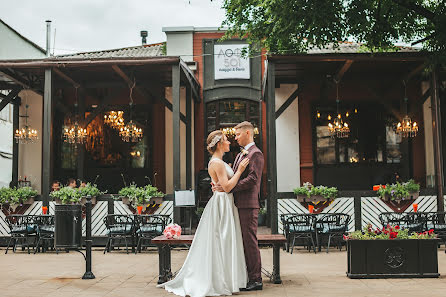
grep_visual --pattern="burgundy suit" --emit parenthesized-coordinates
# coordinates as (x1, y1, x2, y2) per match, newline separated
(232, 144, 264, 283)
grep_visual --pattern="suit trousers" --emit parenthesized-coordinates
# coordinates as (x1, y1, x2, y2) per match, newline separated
(238, 208, 262, 282)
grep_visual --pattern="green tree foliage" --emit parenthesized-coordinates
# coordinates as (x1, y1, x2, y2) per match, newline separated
(221, 0, 445, 61)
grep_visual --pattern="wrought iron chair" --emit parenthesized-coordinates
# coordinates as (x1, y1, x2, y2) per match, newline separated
(427, 212, 446, 245)
(4, 215, 38, 254)
(378, 212, 405, 228)
(317, 213, 350, 253)
(280, 213, 299, 252)
(34, 215, 57, 254)
(135, 214, 171, 253)
(103, 214, 135, 254)
(401, 212, 429, 232)
(285, 214, 317, 254)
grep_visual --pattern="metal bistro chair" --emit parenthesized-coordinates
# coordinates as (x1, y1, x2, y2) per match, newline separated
(34, 215, 57, 254)
(318, 213, 350, 253)
(378, 212, 405, 228)
(280, 213, 298, 252)
(427, 212, 446, 246)
(286, 214, 317, 254)
(4, 215, 38, 254)
(103, 214, 135, 254)
(135, 214, 172, 253)
(401, 212, 429, 232)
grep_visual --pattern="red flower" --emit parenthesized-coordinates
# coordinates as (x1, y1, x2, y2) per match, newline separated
(389, 232, 397, 239)
(395, 225, 400, 230)
(428, 229, 434, 235)
(343, 234, 349, 241)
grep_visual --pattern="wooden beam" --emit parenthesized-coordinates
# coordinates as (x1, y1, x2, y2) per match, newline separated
(42, 69, 53, 208)
(0, 87, 21, 112)
(266, 60, 278, 234)
(53, 68, 81, 88)
(172, 64, 181, 222)
(112, 64, 187, 123)
(0, 69, 31, 89)
(12, 96, 20, 185)
(333, 60, 353, 83)
(431, 68, 444, 212)
(275, 87, 301, 119)
(186, 86, 192, 189)
(403, 62, 427, 82)
(179, 60, 200, 102)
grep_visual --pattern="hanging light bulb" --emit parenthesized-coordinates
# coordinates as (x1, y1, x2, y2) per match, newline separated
(15, 104, 38, 144)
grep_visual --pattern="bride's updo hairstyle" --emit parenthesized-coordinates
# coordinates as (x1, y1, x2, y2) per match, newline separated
(207, 130, 224, 154)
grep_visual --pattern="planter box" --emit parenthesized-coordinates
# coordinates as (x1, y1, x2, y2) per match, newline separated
(347, 239, 439, 278)
(80, 196, 97, 205)
(149, 196, 164, 205)
(22, 196, 35, 205)
(381, 192, 419, 202)
(297, 195, 332, 203)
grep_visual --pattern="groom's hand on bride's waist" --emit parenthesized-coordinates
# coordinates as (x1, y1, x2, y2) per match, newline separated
(211, 182, 225, 192)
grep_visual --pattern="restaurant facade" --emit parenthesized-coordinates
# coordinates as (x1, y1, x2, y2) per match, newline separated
(0, 25, 445, 235)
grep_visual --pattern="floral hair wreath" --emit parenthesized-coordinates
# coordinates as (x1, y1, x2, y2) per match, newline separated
(208, 134, 222, 148)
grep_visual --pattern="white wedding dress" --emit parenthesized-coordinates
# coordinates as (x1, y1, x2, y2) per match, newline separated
(158, 158, 247, 297)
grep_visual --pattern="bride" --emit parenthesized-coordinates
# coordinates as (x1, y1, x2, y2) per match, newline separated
(158, 130, 249, 297)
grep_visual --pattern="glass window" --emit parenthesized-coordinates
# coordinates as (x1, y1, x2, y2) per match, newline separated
(316, 126, 336, 164)
(386, 126, 402, 163)
(219, 101, 246, 126)
(315, 103, 400, 165)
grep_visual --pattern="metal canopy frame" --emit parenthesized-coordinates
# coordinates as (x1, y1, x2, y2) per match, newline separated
(0, 56, 200, 221)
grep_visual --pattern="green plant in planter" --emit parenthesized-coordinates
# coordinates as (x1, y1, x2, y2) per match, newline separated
(118, 184, 164, 207)
(377, 179, 420, 201)
(0, 187, 20, 205)
(259, 208, 267, 215)
(293, 182, 338, 199)
(78, 183, 105, 198)
(50, 186, 81, 204)
(16, 187, 37, 201)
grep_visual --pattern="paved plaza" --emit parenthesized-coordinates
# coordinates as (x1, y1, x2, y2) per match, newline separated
(1, 244, 446, 297)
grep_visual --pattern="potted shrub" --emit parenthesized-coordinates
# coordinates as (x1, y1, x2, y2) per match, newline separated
(16, 186, 37, 204)
(293, 182, 338, 203)
(118, 184, 165, 213)
(0, 187, 37, 211)
(377, 179, 420, 202)
(118, 184, 138, 205)
(50, 186, 81, 204)
(78, 183, 104, 205)
(258, 208, 267, 226)
(345, 223, 439, 278)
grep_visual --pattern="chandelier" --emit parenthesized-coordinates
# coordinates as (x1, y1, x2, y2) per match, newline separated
(64, 120, 87, 144)
(120, 119, 143, 142)
(64, 87, 88, 144)
(222, 126, 259, 136)
(396, 115, 418, 137)
(14, 104, 38, 144)
(120, 82, 143, 142)
(328, 82, 350, 138)
(395, 82, 417, 138)
(104, 111, 125, 129)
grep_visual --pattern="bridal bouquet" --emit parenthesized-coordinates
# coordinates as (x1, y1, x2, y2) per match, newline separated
(164, 223, 182, 239)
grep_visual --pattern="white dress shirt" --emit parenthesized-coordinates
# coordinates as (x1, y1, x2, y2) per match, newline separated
(244, 142, 255, 150)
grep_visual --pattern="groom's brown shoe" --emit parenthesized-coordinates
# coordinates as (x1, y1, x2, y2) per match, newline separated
(240, 281, 263, 291)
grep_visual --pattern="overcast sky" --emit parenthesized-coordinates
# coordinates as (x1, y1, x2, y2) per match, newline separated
(1, 0, 226, 55)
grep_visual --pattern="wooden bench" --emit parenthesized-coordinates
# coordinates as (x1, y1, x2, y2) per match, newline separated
(151, 234, 286, 285)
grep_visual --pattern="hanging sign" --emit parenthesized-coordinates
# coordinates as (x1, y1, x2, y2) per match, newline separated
(214, 44, 250, 80)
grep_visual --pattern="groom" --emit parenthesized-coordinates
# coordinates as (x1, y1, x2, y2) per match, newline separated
(214, 121, 264, 291)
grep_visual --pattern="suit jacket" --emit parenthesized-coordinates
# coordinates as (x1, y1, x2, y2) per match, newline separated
(232, 144, 264, 209)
